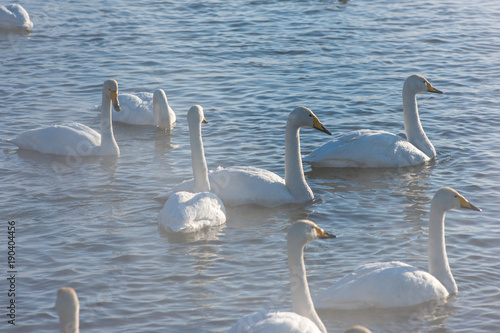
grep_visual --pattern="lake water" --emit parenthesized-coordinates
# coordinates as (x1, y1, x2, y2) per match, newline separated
(1, 0, 500, 332)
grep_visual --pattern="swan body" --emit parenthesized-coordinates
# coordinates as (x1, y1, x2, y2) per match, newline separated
(0, 4, 33, 31)
(228, 220, 336, 333)
(314, 187, 481, 310)
(303, 74, 443, 168)
(56, 287, 79, 333)
(111, 89, 176, 129)
(165, 106, 332, 207)
(158, 105, 226, 233)
(159, 191, 225, 233)
(8, 79, 121, 156)
(229, 310, 323, 333)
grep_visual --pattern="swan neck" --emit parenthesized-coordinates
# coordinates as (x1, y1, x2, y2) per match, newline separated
(154, 95, 173, 129)
(189, 120, 210, 192)
(59, 311, 79, 333)
(428, 205, 457, 294)
(100, 90, 118, 153)
(287, 241, 327, 333)
(284, 120, 313, 201)
(402, 87, 435, 158)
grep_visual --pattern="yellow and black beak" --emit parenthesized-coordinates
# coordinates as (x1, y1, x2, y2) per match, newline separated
(312, 114, 332, 136)
(426, 81, 443, 94)
(314, 226, 337, 239)
(458, 195, 481, 212)
(110, 90, 121, 112)
(202, 117, 208, 124)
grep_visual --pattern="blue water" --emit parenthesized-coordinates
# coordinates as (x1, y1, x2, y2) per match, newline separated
(1, 0, 500, 332)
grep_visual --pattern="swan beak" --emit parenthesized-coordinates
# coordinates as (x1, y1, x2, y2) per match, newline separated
(312, 116, 332, 135)
(458, 195, 482, 212)
(426, 81, 443, 94)
(202, 117, 208, 124)
(314, 226, 337, 239)
(110, 90, 121, 112)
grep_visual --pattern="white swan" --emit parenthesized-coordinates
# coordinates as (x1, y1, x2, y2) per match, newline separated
(228, 220, 336, 333)
(158, 105, 225, 233)
(0, 4, 33, 31)
(164, 106, 331, 207)
(8, 79, 121, 156)
(56, 287, 79, 333)
(303, 74, 443, 168)
(313, 187, 481, 310)
(111, 89, 176, 130)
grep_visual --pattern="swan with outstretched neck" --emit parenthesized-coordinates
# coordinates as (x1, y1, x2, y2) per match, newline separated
(8, 79, 121, 156)
(56, 287, 79, 333)
(158, 105, 225, 233)
(228, 220, 336, 333)
(303, 74, 443, 168)
(163, 106, 331, 207)
(111, 89, 176, 130)
(313, 187, 481, 310)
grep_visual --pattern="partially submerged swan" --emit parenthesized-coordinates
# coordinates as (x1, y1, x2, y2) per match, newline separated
(8, 79, 121, 156)
(158, 105, 225, 233)
(313, 187, 481, 310)
(303, 75, 443, 168)
(164, 106, 331, 207)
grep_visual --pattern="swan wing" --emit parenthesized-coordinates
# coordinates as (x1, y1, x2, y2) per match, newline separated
(313, 261, 449, 309)
(9, 123, 101, 156)
(110, 92, 155, 125)
(158, 191, 226, 233)
(303, 130, 429, 168)
(207, 166, 295, 207)
(228, 310, 322, 333)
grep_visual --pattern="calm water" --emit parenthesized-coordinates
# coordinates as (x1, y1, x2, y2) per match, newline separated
(1, 0, 500, 332)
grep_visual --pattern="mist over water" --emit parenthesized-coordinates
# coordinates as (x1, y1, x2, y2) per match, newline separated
(1, 0, 500, 332)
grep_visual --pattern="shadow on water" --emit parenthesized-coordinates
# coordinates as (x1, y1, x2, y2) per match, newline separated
(307, 160, 436, 191)
(319, 296, 457, 333)
(112, 122, 177, 153)
(158, 223, 226, 244)
(13, 148, 119, 179)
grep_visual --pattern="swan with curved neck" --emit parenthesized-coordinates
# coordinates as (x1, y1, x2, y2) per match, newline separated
(303, 74, 443, 168)
(313, 187, 481, 310)
(112, 89, 176, 130)
(8, 79, 121, 156)
(56, 287, 79, 333)
(158, 105, 225, 233)
(228, 220, 336, 333)
(164, 106, 331, 207)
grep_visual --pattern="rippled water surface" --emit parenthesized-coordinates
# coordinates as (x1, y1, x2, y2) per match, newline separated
(1, 1, 500, 332)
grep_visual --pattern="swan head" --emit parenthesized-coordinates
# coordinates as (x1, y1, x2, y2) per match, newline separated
(431, 187, 481, 212)
(103, 79, 121, 112)
(404, 74, 443, 95)
(287, 220, 336, 247)
(56, 287, 79, 333)
(290, 106, 332, 135)
(153, 89, 167, 103)
(187, 105, 208, 125)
